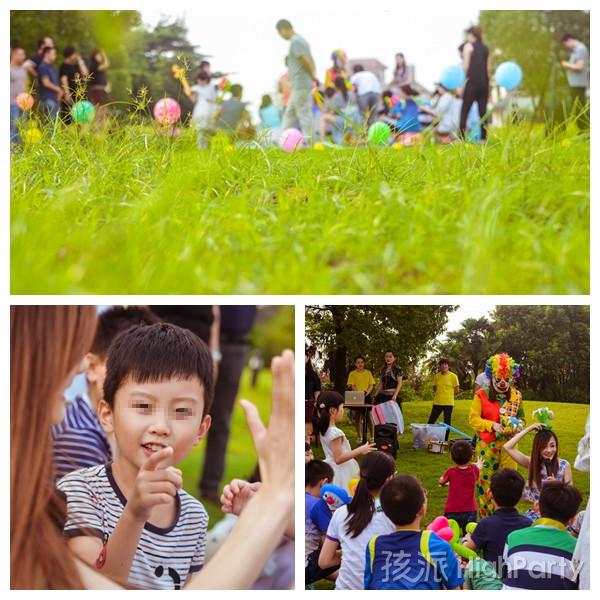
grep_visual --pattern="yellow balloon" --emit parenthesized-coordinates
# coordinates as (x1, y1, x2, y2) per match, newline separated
(313, 142, 325, 151)
(23, 127, 42, 144)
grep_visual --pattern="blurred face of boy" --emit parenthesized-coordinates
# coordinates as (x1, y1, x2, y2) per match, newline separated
(439, 362, 449, 374)
(99, 376, 211, 475)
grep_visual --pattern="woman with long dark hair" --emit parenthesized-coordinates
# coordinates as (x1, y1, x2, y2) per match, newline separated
(390, 52, 414, 90)
(317, 452, 396, 589)
(503, 423, 572, 520)
(305, 349, 321, 443)
(373, 350, 403, 408)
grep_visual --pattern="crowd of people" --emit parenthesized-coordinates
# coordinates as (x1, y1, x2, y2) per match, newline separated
(11, 305, 294, 589)
(305, 350, 589, 590)
(10, 23, 589, 149)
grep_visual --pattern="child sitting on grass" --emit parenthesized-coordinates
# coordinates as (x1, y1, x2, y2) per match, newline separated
(439, 440, 482, 534)
(57, 322, 213, 589)
(319, 452, 396, 589)
(52, 306, 159, 480)
(463, 468, 532, 576)
(365, 474, 463, 589)
(502, 480, 582, 589)
(305, 460, 339, 585)
(312, 391, 375, 492)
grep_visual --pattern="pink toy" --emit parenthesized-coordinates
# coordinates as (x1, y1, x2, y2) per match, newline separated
(427, 516, 454, 542)
(16, 92, 34, 111)
(279, 128, 304, 152)
(153, 98, 181, 126)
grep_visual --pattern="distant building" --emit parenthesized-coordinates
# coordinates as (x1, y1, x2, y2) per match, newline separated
(348, 58, 387, 83)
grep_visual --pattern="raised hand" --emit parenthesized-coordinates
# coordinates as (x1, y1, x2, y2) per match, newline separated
(221, 479, 262, 516)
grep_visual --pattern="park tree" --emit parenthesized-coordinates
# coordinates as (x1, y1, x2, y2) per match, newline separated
(305, 306, 454, 393)
(478, 10, 589, 123)
(492, 305, 589, 403)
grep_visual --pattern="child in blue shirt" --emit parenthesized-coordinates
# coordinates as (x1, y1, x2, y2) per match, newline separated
(388, 85, 422, 135)
(305, 460, 338, 585)
(365, 474, 463, 590)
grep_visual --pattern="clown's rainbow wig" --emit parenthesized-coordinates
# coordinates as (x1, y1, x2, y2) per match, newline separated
(485, 353, 520, 381)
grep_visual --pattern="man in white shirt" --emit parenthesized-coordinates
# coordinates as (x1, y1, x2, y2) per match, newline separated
(560, 33, 589, 130)
(350, 65, 382, 125)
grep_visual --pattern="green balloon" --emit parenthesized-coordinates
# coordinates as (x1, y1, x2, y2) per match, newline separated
(368, 122, 391, 145)
(447, 518, 461, 542)
(71, 100, 96, 124)
(451, 541, 478, 561)
(465, 522, 478, 535)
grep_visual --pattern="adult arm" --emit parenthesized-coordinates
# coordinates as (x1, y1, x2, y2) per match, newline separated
(468, 394, 502, 434)
(60, 74, 73, 104)
(563, 462, 573, 485)
(330, 435, 374, 464)
(462, 42, 474, 74)
(391, 375, 402, 402)
(78, 56, 89, 77)
(187, 350, 295, 590)
(210, 305, 221, 378)
(41, 74, 63, 96)
(562, 59, 585, 71)
(24, 59, 37, 78)
(299, 54, 316, 79)
(502, 423, 542, 468)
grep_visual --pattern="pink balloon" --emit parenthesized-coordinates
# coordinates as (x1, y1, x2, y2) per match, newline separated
(279, 128, 304, 152)
(427, 516, 449, 532)
(153, 98, 181, 126)
(436, 527, 455, 542)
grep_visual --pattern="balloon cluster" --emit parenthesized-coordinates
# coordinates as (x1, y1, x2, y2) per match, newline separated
(532, 407, 555, 430)
(153, 98, 181, 127)
(427, 516, 478, 560)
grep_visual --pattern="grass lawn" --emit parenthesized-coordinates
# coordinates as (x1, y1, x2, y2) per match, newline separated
(11, 121, 589, 294)
(310, 399, 590, 589)
(177, 367, 272, 527)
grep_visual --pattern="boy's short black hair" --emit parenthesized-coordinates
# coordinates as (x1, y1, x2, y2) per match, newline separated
(353, 64, 364, 73)
(538, 481, 582, 523)
(42, 46, 55, 58)
(380, 474, 425, 526)
(489, 468, 525, 507)
(305, 460, 334, 487)
(103, 322, 214, 416)
(230, 83, 243, 98)
(438, 358, 449, 366)
(196, 70, 210, 82)
(63, 46, 76, 58)
(450, 440, 473, 465)
(561, 33, 576, 42)
(91, 306, 160, 359)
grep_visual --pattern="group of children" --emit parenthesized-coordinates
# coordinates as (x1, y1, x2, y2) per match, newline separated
(305, 388, 586, 589)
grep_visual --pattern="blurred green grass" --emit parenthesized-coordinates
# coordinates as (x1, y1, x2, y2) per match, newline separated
(177, 367, 271, 526)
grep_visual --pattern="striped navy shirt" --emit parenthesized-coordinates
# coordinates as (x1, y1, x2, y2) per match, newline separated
(52, 394, 112, 480)
(502, 518, 578, 590)
(57, 463, 208, 589)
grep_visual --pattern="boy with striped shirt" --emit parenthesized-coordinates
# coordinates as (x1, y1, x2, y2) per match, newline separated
(52, 306, 159, 480)
(502, 480, 582, 590)
(57, 323, 213, 589)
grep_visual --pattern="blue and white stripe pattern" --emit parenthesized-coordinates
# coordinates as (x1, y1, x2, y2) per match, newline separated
(57, 464, 208, 589)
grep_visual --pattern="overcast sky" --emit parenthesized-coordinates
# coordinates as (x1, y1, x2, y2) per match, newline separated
(141, 9, 479, 118)
(442, 303, 496, 339)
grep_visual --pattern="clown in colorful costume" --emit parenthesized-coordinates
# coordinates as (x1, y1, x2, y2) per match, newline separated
(468, 354, 525, 518)
(324, 49, 350, 90)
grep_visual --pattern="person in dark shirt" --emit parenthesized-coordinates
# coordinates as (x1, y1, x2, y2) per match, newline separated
(463, 468, 532, 576)
(59, 46, 89, 122)
(459, 26, 492, 141)
(37, 46, 62, 120)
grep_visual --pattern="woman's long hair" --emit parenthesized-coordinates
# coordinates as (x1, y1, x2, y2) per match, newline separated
(529, 429, 560, 491)
(345, 451, 396, 538)
(11, 306, 97, 589)
(333, 76, 348, 103)
(311, 390, 344, 437)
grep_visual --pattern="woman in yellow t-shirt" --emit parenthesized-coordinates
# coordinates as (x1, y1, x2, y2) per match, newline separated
(347, 355, 375, 443)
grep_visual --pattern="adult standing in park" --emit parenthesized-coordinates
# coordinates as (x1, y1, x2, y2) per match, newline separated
(459, 26, 491, 142)
(37, 46, 63, 121)
(373, 351, 403, 410)
(347, 355, 375, 444)
(24, 36, 54, 76)
(10, 45, 27, 145)
(88, 49, 110, 122)
(276, 19, 316, 143)
(427, 358, 459, 429)
(59, 46, 89, 122)
(560, 33, 589, 130)
(468, 353, 525, 518)
(389, 53, 414, 91)
(350, 65, 382, 125)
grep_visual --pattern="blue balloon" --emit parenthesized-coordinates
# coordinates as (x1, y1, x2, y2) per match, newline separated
(495, 61, 523, 90)
(440, 65, 465, 90)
